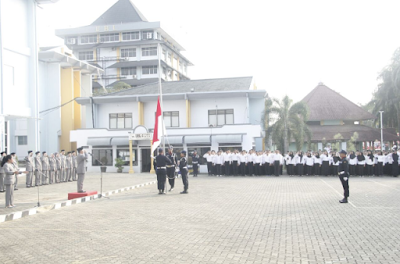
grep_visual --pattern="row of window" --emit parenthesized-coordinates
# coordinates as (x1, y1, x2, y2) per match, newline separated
(79, 47, 158, 61)
(76, 31, 155, 45)
(108, 110, 234, 129)
(120, 66, 157, 76)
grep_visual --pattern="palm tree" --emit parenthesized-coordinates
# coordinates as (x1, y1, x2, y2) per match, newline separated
(263, 95, 311, 152)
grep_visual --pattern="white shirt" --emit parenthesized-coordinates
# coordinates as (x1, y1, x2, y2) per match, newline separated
(377, 155, 386, 164)
(223, 153, 231, 163)
(304, 156, 314, 166)
(273, 153, 283, 165)
(231, 153, 238, 161)
(212, 155, 224, 165)
(313, 156, 322, 164)
(366, 155, 374, 165)
(203, 153, 213, 162)
(239, 154, 247, 163)
(254, 155, 262, 164)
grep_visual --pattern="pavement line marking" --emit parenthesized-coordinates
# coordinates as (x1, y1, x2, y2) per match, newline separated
(368, 179, 400, 191)
(320, 179, 357, 208)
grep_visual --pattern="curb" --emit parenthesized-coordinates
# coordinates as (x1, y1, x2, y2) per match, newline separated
(0, 181, 156, 224)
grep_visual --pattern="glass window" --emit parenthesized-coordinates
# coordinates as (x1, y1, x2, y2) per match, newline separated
(121, 48, 136, 58)
(117, 149, 138, 166)
(208, 109, 234, 126)
(142, 47, 157, 56)
(92, 149, 113, 166)
(142, 31, 153, 40)
(122, 32, 139, 41)
(81, 35, 97, 44)
(187, 147, 210, 165)
(100, 33, 119, 43)
(18, 136, 27, 145)
(142, 66, 158, 75)
(79, 51, 94, 61)
(109, 113, 132, 129)
(121, 67, 136, 76)
(163, 111, 179, 127)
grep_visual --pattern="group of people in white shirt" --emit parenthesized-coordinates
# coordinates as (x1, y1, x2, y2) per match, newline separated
(202, 150, 285, 177)
(200, 148, 400, 177)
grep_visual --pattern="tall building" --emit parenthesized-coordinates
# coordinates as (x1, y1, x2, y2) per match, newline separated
(55, 0, 193, 91)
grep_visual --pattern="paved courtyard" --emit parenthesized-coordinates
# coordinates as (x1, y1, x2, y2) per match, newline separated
(0, 175, 400, 263)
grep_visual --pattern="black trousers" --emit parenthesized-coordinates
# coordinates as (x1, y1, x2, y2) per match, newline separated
(349, 165, 356, 176)
(274, 161, 280, 176)
(392, 162, 399, 177)
(207, 162, 212, 175)
(322, 161, 329, 176)
(332, 165, 338, 176)
(287, 164, 294, 175)
(314, 164, 321, 175)
(377, 162, 384, 176)
(216, 164, 221, 176)
(265, 163, 270, 175)
(339, 175, 350, 198)
(248, 162, 254, 175)
(357, 165, 365, 176)
(181, 169, 189, 191)
(255, 163, 261, 175)
(193, 163, 198, 176)
(297, 164, 304, 176)
(240, 162, 246, 176)
(232, 161, 238, 176)
(366, 164, 373, 176)
(167, 167, 175, 188)
(225, 162, 230, 176)
(306, 165, 313, 175)
(156, 169, 167, 191)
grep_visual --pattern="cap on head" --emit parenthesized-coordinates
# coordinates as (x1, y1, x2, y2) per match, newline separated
(181, 150, 187, 155)
(28, 150, 33, 154)
(42, 151, 46, 154)
(339, 150, 347, 155)
(77, 147, 83, 152)
(61, 150, 65, 152)
(35, 151, 40, 155)
(169, 145, 174, 150)
(10, 152, 15, 155)
(158, 148, 164, 153)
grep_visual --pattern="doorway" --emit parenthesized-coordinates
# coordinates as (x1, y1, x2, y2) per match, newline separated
(141, 149, 151, 172)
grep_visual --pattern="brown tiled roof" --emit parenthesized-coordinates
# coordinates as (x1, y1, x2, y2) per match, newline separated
(308, 125, 399, 142)
(301, 83, 376, 121)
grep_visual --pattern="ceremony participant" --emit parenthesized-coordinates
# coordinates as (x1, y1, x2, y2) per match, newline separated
(254, 151, 262, 176)
(376, 151, 385, 176)
(239, 150, 247, 176)
(231, 150, 239, 176)
(10, 153, 19, 190)
(212, 150, 224, 177)
(338, 150, 350, 203)
(34, 151, 42, 186)
(154, 148, 172, 194)
(286, 152, 295, 176)
(65, 152, 72, 182)
(0, 152, 6, 192)
(295, 151, 305, 176)
(25, 151, 35, 188)
(304, 152, 314, 176)
(385, 151, 392, 176)
(273, 150, 283, 177)
(203, 151, 213, 176)
(391, 151, 399, 177)
(348, 151, 357, 176)
(41, 152, 49, 185)
(76, 147, 88, 193)
(223, 150, 231, 176)
(55, 153, 62, 183)
(313, 152, 321, 176)
(356, 152, 366, 177)
(179, 150, 189, 194)
(191, 150, 200, 177)
(331, 152, 340, 176)
(49, 153, 56, 184)
(320, 151, 330, 176)
(166, 146, 177, 191)
(72, 151, 78, 181)
(2, 155, 25, 208)
(246, 150, 254, 176)
(365, 151, 375, 176)
(60, 150, 66, 182)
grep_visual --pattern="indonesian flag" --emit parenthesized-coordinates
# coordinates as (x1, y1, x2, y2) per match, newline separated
(151, 97, 163, 155)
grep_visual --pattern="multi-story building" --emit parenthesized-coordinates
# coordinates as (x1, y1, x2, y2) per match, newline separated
(71, 77, 266, 173)
(55, 0, 193, 91)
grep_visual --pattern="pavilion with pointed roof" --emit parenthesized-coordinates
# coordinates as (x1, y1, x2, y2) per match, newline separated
(299, 82, 398, 151)
(56, 0, 192, 90)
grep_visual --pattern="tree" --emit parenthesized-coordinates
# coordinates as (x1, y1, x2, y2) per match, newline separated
(346, 132, 359, 152)
(367, 47, 400, 131)
(332, 133, 344, 151)
(263, 95, 311, 153)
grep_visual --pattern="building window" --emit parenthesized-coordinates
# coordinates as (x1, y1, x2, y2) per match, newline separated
(121, 48, 136, 58)
(79, 51, 94, 61)
(66, 37, 77, 45)
(122, 32, 139, 41)
(208, 109, 234, 126)
(142, 66, 157, 75)
(162, 50, 167, 61)
(142, 31, 153, 40)
(187, 147, 210, 165)
(117, 149, 138, 166)
(81, 35, 97, 44)
(92, 149, 113, 166)
(121, 67, 136, 76)
(18, 136, 27, 145)
(164, 111, 179, 127)
(100, 33, 119, 43)
(142, 47, 157, 56)
(109, 113, 132, 129)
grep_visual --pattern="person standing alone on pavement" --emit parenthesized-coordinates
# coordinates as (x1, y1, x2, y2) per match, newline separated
(179, 150, 189, 194)
(338, 150, 350, 203)
(76, 147, 88, 193)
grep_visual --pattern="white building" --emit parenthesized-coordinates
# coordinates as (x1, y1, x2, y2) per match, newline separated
(55, 0, 193, 91)
(71, 76, 266, 173)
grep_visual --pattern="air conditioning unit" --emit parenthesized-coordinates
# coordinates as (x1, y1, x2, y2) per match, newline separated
(67, 38, 76, 45)
(112, 47, 117, 51)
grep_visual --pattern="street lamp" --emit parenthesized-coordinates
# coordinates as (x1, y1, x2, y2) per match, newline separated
(379, 111, 384, 151)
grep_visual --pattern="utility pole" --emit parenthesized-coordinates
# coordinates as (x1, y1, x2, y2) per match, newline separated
(379, 111, 384, 151)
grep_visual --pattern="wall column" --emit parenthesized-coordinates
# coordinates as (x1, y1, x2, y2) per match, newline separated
(138, 101, 144, 126)
(72, 70, 82, 151)
(186, 99, 191, 128)
(60, 68, 74, 152)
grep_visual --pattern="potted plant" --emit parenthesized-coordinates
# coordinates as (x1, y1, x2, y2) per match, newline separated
(115, 158, 125, 173)
(100, 157, 108, 172)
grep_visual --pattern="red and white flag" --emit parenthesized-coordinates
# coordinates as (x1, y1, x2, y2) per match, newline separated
(151, 97, 163, 155)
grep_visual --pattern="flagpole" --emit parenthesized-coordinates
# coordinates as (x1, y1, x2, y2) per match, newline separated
(157, 43, 165, 153)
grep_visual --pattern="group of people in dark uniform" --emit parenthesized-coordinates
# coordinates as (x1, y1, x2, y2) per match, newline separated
(0, 148, 88, 208)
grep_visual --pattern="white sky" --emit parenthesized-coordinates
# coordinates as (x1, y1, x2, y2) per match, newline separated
(37, 0, 400, 105)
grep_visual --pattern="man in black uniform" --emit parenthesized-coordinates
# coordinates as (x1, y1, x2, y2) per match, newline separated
(166, 146, 177, 191)
(338, 150, 350, 203)
(179, 150, 189, 194)
(191, 150, 200, 177)
(154, 148, 172, 194)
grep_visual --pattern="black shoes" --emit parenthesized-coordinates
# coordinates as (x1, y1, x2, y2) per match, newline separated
(339, 198, 348, 203)
(169, 188, 174, 192)
(78, 190, 86, 193)
(180, 191, 188, 194)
